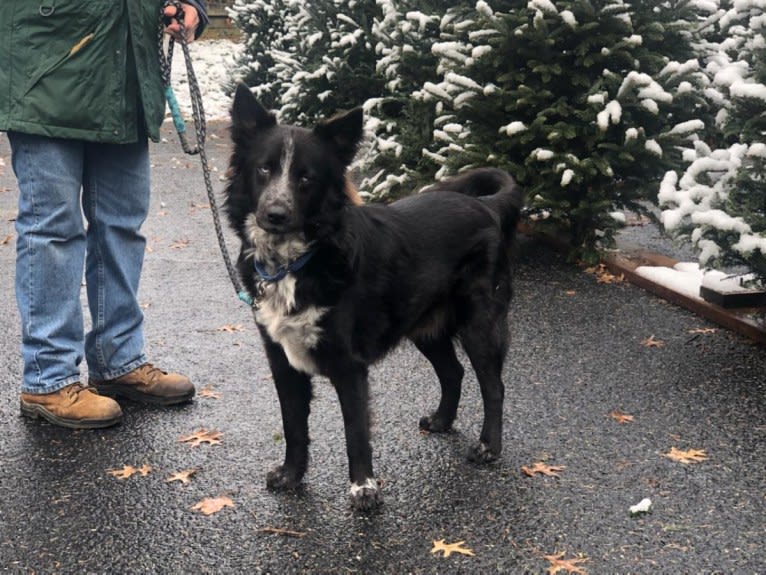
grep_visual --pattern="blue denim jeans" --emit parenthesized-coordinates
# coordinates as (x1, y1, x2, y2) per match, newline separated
(9, 132, 150, 394)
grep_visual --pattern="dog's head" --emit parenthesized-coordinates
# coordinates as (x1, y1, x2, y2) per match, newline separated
(225, 84, 364, 241)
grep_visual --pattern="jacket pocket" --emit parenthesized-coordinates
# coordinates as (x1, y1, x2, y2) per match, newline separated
(20, 0, 112, 94)
(22, 33, 96, 96)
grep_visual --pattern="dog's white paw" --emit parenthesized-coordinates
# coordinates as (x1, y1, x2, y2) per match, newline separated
(349, 478, 383, 511)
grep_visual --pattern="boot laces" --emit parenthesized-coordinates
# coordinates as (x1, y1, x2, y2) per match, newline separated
(65, 383, 97, 401)
(137, 363, 167, 382)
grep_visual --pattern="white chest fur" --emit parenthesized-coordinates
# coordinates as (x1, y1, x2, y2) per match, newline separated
(245, 217, 326, 374)
(255, 275, 326, 375)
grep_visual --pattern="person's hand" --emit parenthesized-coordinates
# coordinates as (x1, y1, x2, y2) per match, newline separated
(163, 3, 200, 44)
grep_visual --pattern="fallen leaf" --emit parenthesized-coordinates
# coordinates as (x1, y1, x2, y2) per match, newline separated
(431, 539, 475, 558)
(107, 464, 151, 479)
(178, 429, 223, 447)
(191, 495, 234, 516)
(189, 202, 210, 211)
(198, 385, 222, 400)
(216, 324, 244, 333)
(166, 468, 198, 485)
(641, 335, 665, 348)
(1, 234, 13, 245)
(664, 447, 708, 464)
(688, 327, 717, 335)
(545, 552, 589, 574)
(170, 238, 190, 249)
(521, 462, 565, 478)
(108, 465, 139, 479)
(257, 527, 307, 538)
(584, 264, 624, 284)
(608, 410, 634, 424)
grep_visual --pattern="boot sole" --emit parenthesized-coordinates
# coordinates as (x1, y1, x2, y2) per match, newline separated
(94, 383, 195, 406)
(20, 402, 123, 430)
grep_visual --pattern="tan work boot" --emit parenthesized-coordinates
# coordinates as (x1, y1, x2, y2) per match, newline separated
(91, 363, 195, 406)
(20, 383, 123, 429)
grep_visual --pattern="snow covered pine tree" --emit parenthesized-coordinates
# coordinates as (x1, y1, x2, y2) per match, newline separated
(416, 0, 710, 262)
(660, 0, 766, 285)
(231, 0, 383, 126)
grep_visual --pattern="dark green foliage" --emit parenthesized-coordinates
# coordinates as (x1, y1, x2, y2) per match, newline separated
(424, 1, 708, 260)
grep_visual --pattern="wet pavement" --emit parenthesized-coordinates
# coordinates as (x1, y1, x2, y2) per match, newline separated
(0, 126, 764, 574)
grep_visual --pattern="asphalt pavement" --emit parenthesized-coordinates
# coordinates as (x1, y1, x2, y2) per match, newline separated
(0, 125, 764, 574)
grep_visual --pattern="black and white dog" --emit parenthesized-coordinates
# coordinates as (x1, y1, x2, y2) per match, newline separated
(224, 84, 523, 510)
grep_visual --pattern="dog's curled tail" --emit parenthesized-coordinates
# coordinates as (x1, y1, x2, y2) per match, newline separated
(428, 168, 524, 243)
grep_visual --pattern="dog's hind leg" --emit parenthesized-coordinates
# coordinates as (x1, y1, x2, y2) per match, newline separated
(330, 364, 382, 511)
(459, 312, 509, 464)
(413, 336, 464, 433)
(261, 333, 313, 490)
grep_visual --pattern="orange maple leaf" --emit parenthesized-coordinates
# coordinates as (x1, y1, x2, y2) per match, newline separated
(430, 539, 475, 558)
(608, 410, 634, 424)
(584, 264, 624, 284)
(545, 552, 589, 574)
(664, 447, 708, 464)
(178, 429, 222, 447)
(165, 468, 198, 485)
(198, 385, 222, 400)
(521, 462, 565, 478)
(107, 464, 152, 479)
(641, 335, 665, 348)
(191, 495, 234, 516)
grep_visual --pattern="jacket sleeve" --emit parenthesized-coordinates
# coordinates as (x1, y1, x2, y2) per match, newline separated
(182, 0, 209, 39)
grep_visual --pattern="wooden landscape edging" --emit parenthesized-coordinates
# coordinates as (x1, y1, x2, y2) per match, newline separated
(602, 249, 766, 346)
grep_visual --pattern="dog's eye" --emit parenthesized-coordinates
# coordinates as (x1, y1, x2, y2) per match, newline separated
(256, 166, 270, 179)
(298, 175, 313, 188)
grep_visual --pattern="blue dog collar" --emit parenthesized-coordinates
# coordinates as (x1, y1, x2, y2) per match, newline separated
(253, 248, 317, 283)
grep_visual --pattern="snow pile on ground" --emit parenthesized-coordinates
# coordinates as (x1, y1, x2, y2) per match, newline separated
(635, 262, 706, 300)
(635, 262, 759, 300)
(169, 39, 243, 122)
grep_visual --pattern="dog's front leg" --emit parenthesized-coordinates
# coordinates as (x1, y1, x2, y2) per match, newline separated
(260, 331, 313, 490)
(330, 365, 382, 511)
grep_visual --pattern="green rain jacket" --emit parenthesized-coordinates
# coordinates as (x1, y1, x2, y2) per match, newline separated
(0, 0, 207, 143)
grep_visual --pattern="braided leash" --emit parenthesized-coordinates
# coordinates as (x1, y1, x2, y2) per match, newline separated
(158, 2, 254, 307)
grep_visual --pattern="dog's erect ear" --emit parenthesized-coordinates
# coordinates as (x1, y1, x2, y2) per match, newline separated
(231, 83, 276, 131)
(313, 107, 364, 166)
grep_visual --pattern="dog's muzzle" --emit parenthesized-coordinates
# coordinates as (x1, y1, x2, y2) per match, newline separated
(256, 203, 294, 233)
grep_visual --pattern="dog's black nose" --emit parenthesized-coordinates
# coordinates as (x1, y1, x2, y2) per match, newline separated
(266, 205, 289, 226)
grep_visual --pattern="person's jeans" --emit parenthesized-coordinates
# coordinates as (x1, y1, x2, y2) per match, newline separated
(9, 132, 150, 394)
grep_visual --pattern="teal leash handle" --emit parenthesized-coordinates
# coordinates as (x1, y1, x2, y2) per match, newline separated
(238, 291, 254, 306)
(165, 85, 186, 135)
